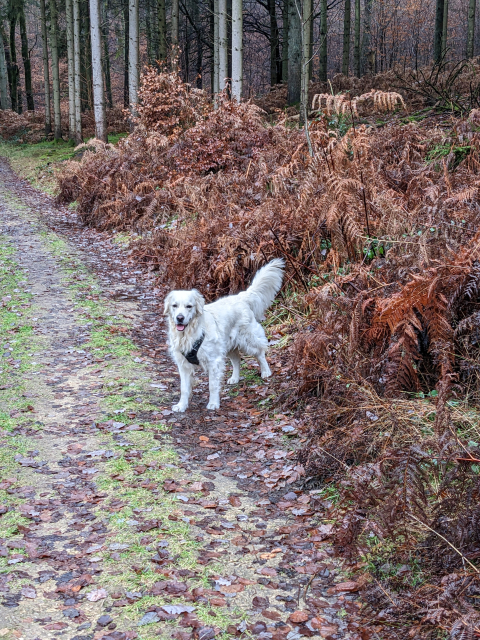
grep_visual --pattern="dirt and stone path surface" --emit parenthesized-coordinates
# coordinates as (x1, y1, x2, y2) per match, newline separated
(0, 159, 364, 640)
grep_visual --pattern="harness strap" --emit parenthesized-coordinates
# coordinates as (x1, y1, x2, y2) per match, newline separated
(182, 332, 205, 365)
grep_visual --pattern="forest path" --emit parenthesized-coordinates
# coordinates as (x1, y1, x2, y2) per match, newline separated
(0, 159, 361, 640)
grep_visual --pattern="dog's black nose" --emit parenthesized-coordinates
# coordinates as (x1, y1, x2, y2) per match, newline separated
(176, 314, 185, 323)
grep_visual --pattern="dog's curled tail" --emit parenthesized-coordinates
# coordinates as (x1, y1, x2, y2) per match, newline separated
(243, 258, 285, 321)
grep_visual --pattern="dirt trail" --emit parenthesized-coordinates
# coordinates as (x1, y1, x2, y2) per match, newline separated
(0, 159, 362, 640)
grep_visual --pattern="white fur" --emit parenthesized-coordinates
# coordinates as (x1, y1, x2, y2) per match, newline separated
(164, 259, 285, 412)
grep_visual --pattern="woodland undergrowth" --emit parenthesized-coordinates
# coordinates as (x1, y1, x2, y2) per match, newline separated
(55, 69, 480, 639)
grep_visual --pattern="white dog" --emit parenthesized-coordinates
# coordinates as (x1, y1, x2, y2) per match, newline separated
(164, 259, 285, 412)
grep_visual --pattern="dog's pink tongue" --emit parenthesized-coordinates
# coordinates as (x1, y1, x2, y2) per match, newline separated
(176, 324, 185, 331)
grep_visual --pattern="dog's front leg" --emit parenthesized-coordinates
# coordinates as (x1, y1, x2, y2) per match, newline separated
(206, 358, 224, 410)
(173, 358, 194, 412)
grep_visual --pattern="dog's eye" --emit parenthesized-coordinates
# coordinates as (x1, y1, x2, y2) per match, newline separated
(172, 304, 178, 308)
(186, 305, 192, 309)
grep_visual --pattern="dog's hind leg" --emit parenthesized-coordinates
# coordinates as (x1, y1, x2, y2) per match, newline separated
(172, 358, 195, 412)
(255, 350, 272, 379)
(227, 349, 241, 384)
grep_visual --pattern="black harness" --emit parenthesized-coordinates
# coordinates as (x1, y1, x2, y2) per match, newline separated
(182, 333, 205, 365)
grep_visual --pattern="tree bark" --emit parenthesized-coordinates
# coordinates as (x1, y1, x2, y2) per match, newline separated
(353, 0, 360, 76)
(318, 0, 327, 81)
(301, 0, 311, 116)
(467, 0, 476, 58)
(90, 0, 107, 140)
(128, 0, 139, 110)
(231, 0, 242, 99)
(287, 0, 301, 104)
(8, 4, 19, 113)
(73, 0, 83, 142)
(123, 0, 129, 107)
(433, 0, 444, 63)
(213, 0, 220, 94)
(102, 0, 113, 107)
(342, 0, 351, 76)
(158, 0, 166, 60)
(18, 0, 34, 110)
(282, 0, 288, 83)
(39, 0, 51, 132)
(66, 0, 76, 138)
(268, 0, 279, 85)
(361, 0, 373, 75)
(49, 0, 62, 137)
(0, 31, 8, 110)
(218, 0, 227, 90)
(171, 0, 179, 67)
(441, 0, 448, 57)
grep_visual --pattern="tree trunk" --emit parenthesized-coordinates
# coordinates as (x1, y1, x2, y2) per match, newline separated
(301, 0, 312, 116)
(0, 31, 9, 109)
(171, 0, 179, 66)
(287, 0, 301, 104)
(39, 0, 51, 132)
(433, 0, 444, 62)
(213, 0, 219, 94)
(146, 0, 154, 64)
(342, 0, 351, 76)
(49, 0, 62, 138)
(90, 0, 107, 140)
(102, 0, 113, 107)
(18, 0, 33, 110)
(8, 8, 19, 113)
(282, 0, 288, 83)
(73, 0, 83, 142)
(158, 0, 166, 60)
(319, 0, 327, 81)
(441, 0, 448, 57)
(467, 0, 476, 58)
(353, 0, 360, 76)
(361, 0, 373, 75)
(123, 0, 129, 107)
(66, 0, 76, 138)
(268, 0, 279, 86)
(128, 0, 139, 109)
(1, 23, 14, 110)
(218, 0, 227, 90)
(231, 0, 242, 99)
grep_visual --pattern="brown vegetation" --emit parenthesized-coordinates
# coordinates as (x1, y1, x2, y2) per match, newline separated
(56, 70, 480, 638)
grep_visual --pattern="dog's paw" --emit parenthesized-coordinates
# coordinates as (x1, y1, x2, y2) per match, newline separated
(261, 368, 272, 379)
(172, 403, 187, 412)
(206, 401, 220, 411)
(227, 376, 239, 385)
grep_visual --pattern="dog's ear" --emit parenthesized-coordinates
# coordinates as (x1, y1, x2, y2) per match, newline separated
(192, 289, 205, 315)
(163, 292, 173, 315)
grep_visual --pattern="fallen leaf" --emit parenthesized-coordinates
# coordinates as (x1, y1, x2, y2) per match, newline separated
(289, 610, 310, 623)
(87, 588, 108, 602)
(20, 586, 36, 599)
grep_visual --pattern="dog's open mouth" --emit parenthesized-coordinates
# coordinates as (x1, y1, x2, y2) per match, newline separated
(176, 324, 186, 331)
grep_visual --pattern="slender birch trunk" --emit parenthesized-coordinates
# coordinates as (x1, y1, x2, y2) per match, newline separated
(171, 0, 179, 67)
(49, 0, 62, 138)
(353, 0, 360, 76)
(287, 0, 301, 105)
(282, 0, 288, 83)
(301, 0, 312, 116)
(128, 0, 139, 110)
(18, 0, 34, 110)
(218, 0, 228, 90)
(66, 0, 76, 138)
(231, 0, 242, 100)
(0, 30, 9, 110)
(73, 0, 83, 142)
(123, 0, 129, 107)
(39, 0, 51, 133)
(213, 0, 220, 94)
(467, 0, 476, 58)
(318, 0, 327, 81)
(342, 0, 351, 76)
(90, 0, 107, 140)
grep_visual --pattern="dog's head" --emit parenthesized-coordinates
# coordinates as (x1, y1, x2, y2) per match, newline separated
(163, 289, 205, 332)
